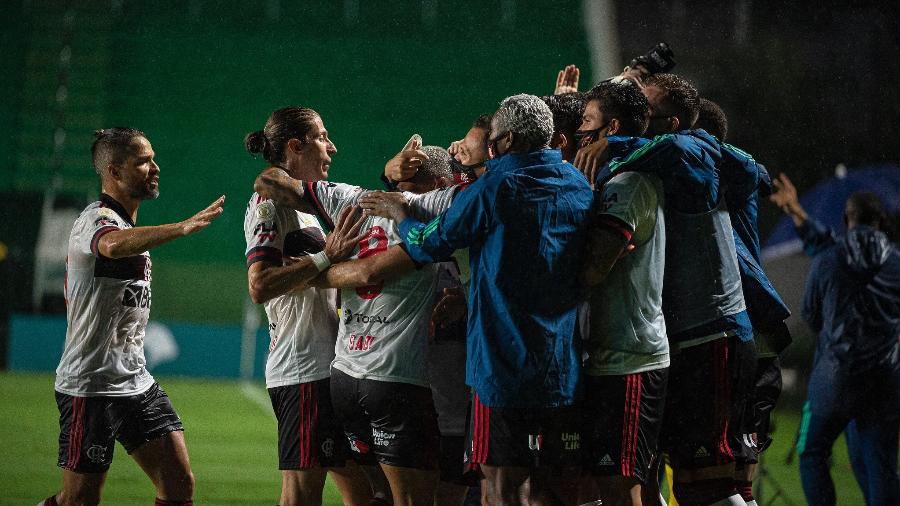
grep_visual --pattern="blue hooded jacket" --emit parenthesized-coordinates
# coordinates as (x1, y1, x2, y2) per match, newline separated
(599, 129, 753, 343)
(398, 149, 593, 408)
(800, 220, 900, 414)
(718, 143, 792, 351)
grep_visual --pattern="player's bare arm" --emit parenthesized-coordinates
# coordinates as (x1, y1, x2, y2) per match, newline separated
(769, 172, 808, 226)
(311, 245, 415, 289)
(248, 206, 366, 303)
(254, 167, 316, 214)
(582, 224, 629, 287)
(358, 191, 411, 223)
(97, 196, 225, 259)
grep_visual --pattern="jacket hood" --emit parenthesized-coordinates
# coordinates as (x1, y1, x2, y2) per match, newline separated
(841, 226, 893, 273)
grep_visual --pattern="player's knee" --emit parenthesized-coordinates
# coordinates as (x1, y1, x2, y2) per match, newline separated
(159, 468, 195, 498)
(672, 478, 736, 506)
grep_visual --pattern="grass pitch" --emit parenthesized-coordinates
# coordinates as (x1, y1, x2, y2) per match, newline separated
(1, 371, 869, 505)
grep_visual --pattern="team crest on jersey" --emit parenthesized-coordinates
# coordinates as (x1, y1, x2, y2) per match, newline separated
(256, 201, 275, 220)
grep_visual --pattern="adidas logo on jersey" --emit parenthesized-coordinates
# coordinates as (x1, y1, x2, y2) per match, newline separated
(694, 446, 710, 458)
(599, 454, 614, 466)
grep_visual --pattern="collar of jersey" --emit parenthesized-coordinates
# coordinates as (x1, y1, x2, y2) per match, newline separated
(484, 148, 562, 173)
(100, 193, 135, 227)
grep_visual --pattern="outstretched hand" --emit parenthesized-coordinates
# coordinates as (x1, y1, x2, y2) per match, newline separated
(180, 195, 225, 235)
(555, 64, 580, 95)
(572, 137, 611, 189)
(359, 191, 410, 223)
(769, 172, 808, 225)
(324, 206, 368, 263)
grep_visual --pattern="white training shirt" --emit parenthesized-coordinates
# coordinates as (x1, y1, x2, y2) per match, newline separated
(585, 171, 669, 376)
(55, 194, 155, 397)
(244, 193, 340, 389)
(302, 182, 458, 386)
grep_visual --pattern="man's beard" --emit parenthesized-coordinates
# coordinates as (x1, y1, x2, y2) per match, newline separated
(130, 182, 159, 200)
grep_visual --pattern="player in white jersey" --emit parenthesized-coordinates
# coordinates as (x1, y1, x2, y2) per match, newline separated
(43, 128, 223, 506)
(254, 148, 460, 506)
(244, 107, 374, 506)
(576, 83, 669, 506)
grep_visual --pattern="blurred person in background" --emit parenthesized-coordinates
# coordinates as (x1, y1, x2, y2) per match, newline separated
(243, 106, 375, 506)
(769, 173, 900, 506)
(44, 128, 224, 506)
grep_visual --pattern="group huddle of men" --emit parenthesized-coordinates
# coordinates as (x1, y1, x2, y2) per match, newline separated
(43, 45, 899, 506)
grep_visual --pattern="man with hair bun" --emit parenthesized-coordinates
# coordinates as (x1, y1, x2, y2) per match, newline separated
(243, 106, 377, 506)
(43, 128, 224, 506)
(361, 93, 594, 505)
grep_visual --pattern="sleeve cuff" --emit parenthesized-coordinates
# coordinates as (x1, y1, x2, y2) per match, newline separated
(90, 226, 119, 257)
(246, 246, 283, 268)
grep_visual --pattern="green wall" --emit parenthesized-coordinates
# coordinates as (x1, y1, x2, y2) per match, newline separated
(4, 0, 591, 323)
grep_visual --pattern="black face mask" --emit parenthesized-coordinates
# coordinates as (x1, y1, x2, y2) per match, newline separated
(487, 132, 508, 160)
(573, 122, 610, 149)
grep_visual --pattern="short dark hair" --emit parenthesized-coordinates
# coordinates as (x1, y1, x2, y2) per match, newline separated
(472, 114, 492, 131)
(245, 107, 320, 165)
(584, 82, 649, 137)
(540, 93, 587, 137)
(91, 127, 146, 175)
(695, 98, 728, 141)
(643, 73, 700, 129)
(846, 192, 887, 228)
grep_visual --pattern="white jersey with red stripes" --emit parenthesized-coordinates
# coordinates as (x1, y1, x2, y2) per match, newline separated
(303, 182, 458, 386)
(55, 194, 155, 397)
(244, 193, 339, 388)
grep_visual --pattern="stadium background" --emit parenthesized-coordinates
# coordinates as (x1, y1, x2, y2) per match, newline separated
(1, 0, 898, 504)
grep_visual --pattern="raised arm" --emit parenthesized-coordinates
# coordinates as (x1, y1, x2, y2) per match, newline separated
(254, 167, 317, 215)
(98, 196, 224, 259)
(768, 172, 835, 256)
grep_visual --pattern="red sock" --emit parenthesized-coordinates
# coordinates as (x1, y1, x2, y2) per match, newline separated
(43, 496, 59, 506)
(735, 479, 755, 502)
(154, 500, 193, 506)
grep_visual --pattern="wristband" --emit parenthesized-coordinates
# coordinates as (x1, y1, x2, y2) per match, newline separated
(310, 251, 331, 272)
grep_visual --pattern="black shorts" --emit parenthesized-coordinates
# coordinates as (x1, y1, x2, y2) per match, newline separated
(268, 378, 350, 470)
(438, 435, 478, 485)
(660, 337, 757, 470)
(734, 356, 783, 464)
(330, 368, 439, 470)
(56, 383, 183, 473)
(464, 393, 581, 472)
(583, 369, 668, 484)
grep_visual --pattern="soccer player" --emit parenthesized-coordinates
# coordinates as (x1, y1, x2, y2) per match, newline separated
(589, 74, 756, 506)
(254, 149, 461, 506)
(44, 128, 224, 506)
(361, 94, 593, 505)
(577, 83, 669, 506)
(243, 106, 375, 506)
(698, 99, 792, 506)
